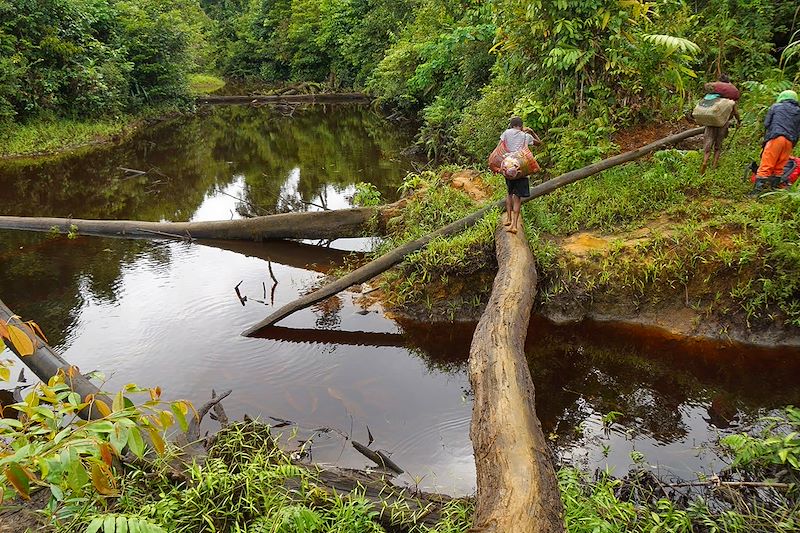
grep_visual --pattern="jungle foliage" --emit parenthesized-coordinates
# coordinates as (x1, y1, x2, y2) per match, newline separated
(199, 0, 800, 162)
(0, 0, 213, 127)
(4, 0, 798, 161)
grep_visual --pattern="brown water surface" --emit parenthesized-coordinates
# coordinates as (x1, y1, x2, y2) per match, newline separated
(1, 104, 798, 495)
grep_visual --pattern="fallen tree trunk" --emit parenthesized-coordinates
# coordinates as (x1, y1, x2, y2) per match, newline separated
(0, 207, 380, 241)
(0, 297, 109, 420)
(468, 224, 563, 532)
(242, 126, 703, 335)
(197, 93, 370, 104)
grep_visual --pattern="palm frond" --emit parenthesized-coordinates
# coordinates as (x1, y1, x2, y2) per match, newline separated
(642, 34, 700, 55)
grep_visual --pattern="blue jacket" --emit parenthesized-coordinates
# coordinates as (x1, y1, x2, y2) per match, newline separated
(764, 100, 800, 145)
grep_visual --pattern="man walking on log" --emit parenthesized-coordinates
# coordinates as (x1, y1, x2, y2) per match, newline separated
(499, 117, 541, 234)
(754, 90, 800, 192)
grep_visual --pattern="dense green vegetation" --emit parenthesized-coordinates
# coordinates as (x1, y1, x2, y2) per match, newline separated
(0, 0, 214, 155)
(201, 0, 799, 160)
(3, 0, 798, 158)
(376, 77, 800, 331)
(3, 0, 800, 530)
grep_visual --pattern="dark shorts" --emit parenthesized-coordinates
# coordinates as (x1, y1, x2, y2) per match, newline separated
(704, 124, 729, 152)
(505, 177, 530, 198)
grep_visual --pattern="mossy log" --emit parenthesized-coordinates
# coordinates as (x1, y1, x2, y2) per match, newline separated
(468, 224, 563, 532)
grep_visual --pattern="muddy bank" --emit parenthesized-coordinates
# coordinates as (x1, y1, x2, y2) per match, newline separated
(385, 276, 800, 349)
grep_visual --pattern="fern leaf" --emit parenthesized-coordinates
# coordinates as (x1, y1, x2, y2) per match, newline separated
(642, 34, 700, 54)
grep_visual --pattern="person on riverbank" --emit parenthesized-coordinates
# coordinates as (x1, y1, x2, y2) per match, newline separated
(699, 74, 741, 174)
(499, 117, 541, 234)
(754, 90, 800, 191)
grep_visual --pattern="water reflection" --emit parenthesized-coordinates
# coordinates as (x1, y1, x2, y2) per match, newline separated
(0, 104, 417, 221)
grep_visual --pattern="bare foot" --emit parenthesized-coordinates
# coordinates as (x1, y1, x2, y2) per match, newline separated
(506, 227, 517, 234)
(503, 219, 512, 226)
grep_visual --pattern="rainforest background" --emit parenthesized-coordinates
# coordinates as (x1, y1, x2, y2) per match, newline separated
(1, 0, 798, 164)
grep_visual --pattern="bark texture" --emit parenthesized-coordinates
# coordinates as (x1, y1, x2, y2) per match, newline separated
(242, 127, 703, 335)
(468, 224, 564, 533)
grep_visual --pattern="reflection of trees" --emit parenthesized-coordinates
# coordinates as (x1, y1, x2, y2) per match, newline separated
(397, 315, 800, 448)
(0, 103, 417, 345)
(0, 104, 417, 222)
(0, 231, 168, 346)
(200, 104, 417, 212)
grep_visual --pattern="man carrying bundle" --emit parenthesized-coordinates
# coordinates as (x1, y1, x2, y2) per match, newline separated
(698, 74, 741, 174)
(489, 117, 541, 234)
(754, 90, 800, 191)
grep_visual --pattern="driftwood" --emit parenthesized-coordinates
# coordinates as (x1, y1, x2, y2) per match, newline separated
(242, 126, 704, 335)
(197, 93, 370, 104)
(468, 224, 563, 532)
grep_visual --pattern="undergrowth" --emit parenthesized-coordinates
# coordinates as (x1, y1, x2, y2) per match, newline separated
(49, 409, 800, 532)
(84, 419, 474, 533)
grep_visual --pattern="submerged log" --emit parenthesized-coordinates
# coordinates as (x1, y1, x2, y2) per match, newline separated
(242, 126, 704, 335)
(0, 207, 381, 241)
(468, 224, 563, 532)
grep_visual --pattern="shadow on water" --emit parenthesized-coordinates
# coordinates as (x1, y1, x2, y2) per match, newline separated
(395, 314, 800, 477)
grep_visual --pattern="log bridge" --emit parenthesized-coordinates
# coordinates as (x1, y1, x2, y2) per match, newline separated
(0, 127, 703, 531)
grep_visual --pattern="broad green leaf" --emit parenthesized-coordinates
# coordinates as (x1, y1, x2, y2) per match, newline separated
(103, 514, 116, 533)
(113, 391, 125, 413)
(147, 428, 165, 455)
(6, 325, 34, 356)
(3, 462, 30, 499)
(127, 427, 145, 458)
(0, 366, 9, 382)
(49, 483, 64, 501)
(89, 421, 115, 433)
(116, 515, 129, 533)
(67, 455, 88, 495)
(87, 517, 104, 533)
(110, 423, 130, 453)
(171, 403, 188, 433)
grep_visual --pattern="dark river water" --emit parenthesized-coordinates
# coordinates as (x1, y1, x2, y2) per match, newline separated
(1, 104, 799, 496)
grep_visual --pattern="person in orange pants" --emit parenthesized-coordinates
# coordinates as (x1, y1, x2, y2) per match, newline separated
(755, 90, 800, 191)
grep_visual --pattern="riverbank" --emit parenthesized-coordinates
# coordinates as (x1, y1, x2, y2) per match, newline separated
(0, 75, 229, 160)
(0, 107, 186, 160)
(367, 125, 800, 348)
(3, 390, 798, 533)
